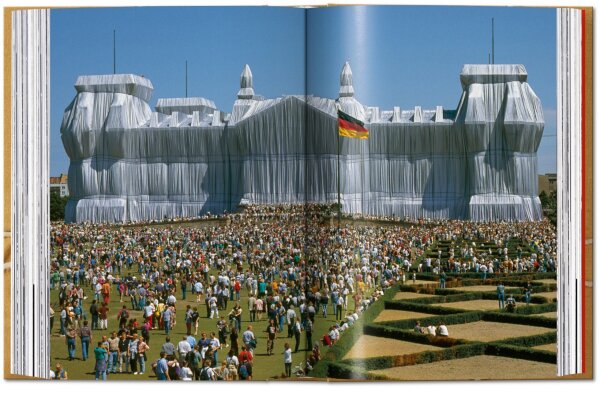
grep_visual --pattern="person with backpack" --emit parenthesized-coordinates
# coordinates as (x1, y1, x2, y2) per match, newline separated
(199, 359, 215, 380)
(117, 305, 129, 329)
(238, 360, 251, 381)
(238, 345, 254, 380)
(225, 350, 239, 380)
(186, 345, 202, 380)
(242, 325, 256, 355)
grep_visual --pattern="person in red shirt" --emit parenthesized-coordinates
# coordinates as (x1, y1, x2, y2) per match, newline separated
(237, 344, 254, 380)
(98, 303, 109, 330)
(234, 280, 241, 301)
(322, 333, 332, 347)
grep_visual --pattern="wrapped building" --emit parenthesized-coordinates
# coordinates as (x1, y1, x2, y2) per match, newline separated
(61, 63, 544, 223)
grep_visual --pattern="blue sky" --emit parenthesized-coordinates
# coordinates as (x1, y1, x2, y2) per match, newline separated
(51, 6, 556, 175)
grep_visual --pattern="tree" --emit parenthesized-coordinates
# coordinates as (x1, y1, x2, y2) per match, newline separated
(50, 192, 69, 222)
(539, 190, 550, 209)
(539, 190, 557, 225)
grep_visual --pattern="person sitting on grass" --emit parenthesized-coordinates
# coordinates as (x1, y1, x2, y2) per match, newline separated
(437, 321, 449, 337)
(426, 324, 437, 336)
(53, 363, 68, 380)
(414, 320, 424, 333)
(505, 294, 517, 312)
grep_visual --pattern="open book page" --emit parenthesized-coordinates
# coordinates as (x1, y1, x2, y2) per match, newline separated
(47, 6, 311, 380)
(304, 5, 559, 380)
(6, 3, 589, 382)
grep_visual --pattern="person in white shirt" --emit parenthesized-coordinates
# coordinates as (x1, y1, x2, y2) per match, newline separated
(177, 336, 192, 361)
(286, 306, 297, 338)
(283, 342, 292, 378)
(426, 325, 437, 336)
(437, 322, 449, 337)
(180, 362, 193, 381)
(194, 281, 203, 302)
(226, 349, 239, 380)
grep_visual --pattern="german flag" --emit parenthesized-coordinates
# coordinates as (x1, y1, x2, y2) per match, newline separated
(338, 109, 368, 139)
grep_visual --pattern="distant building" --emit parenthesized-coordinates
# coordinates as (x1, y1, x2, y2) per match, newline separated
(538, 173, 557, 195)
(50, 174, 69, 197)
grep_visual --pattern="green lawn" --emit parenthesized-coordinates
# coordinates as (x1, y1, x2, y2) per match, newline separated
(50, 270, 364, 381)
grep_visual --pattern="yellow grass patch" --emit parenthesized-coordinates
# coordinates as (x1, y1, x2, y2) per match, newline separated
(342, 335, 440, 360)
(369, 355, 556, 380)
(404, 280, 439, 286)
(536, 312, 557, 318)
(373, 309, 434, 323)
(433, 299, 526, 311)
(444, 321, 555, 342)
(393, 292, 435, 300)
(533, 292, 557, 301)
(446, 285, 517, 292)
(532, 343, 557, 353)
(532, 279, 557, 284)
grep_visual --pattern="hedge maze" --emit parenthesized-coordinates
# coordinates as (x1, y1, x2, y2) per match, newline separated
(312, 273, 557, 380)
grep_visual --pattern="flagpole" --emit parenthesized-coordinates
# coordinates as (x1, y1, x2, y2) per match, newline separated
(337, 123, 341, 227)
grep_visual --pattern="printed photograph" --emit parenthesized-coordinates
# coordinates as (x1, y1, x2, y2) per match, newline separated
(49, 5, 558, 381)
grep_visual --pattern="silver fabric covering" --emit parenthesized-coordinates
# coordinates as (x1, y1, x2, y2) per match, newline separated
(61, 63, 544, 223)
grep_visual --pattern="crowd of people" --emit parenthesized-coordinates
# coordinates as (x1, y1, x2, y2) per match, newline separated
(49, 203, 556, 380)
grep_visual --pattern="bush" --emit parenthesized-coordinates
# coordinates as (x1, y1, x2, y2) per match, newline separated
(50, 193, 69, 222)
(342, 343, 487, 370)
(364, 321, 477, 345)
(325, 362, 388, 380)
(315, 284, 399, 371)
(481, 312, 557, 328)
(492, 331, 556, 347)
(316, 278, 558, 379)
(485, 344, 556, 364)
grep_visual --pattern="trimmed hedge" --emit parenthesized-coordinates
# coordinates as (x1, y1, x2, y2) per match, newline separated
(485, 344, 557, 364)
(443, 272, 557, 281)
(315, 276, 558, 379)
(503, 302, 557, 316)
(325, 361, 389, 380)
(342, 343, 487, 370)
(384, 300, 465, 313)
(479, 292, 550, 304)
(364, 323, 471, 347)
(481, 311, 557, 328)
(311, 284, 399, 377)
(375, 311, 483, 331)
(492, 331, 556, 347)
